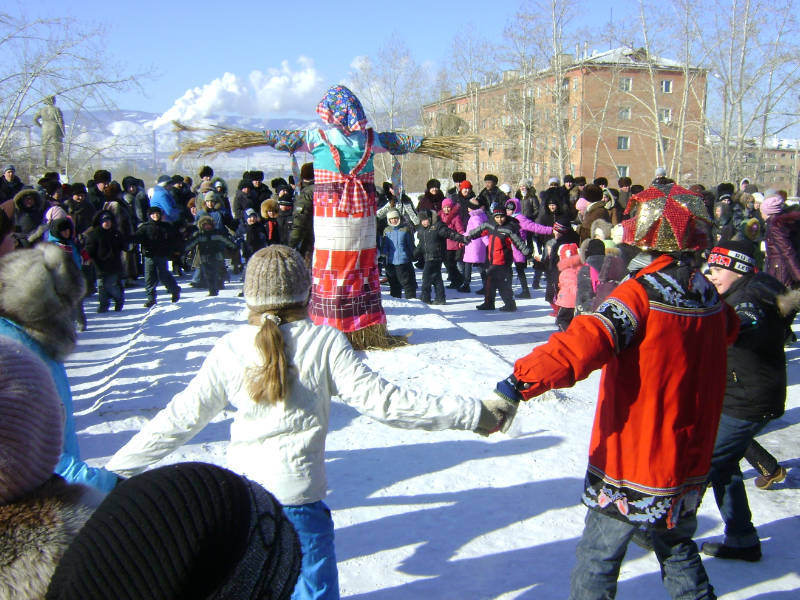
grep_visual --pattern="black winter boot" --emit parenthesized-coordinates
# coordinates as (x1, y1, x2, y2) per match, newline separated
(701, 542, 761, 562)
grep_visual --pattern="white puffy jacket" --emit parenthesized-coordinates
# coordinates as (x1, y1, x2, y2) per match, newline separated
(107, 319, 482, 505)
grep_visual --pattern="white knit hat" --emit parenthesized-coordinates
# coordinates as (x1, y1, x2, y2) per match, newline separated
(0, 337, 63, 504)
(243, 246, 311, 310)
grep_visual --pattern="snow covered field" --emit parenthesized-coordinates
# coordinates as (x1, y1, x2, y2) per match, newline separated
(68, 275, 800, 599)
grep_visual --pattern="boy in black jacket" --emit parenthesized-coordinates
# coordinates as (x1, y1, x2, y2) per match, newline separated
(703, 239, 799, 562)
(414, 209, 467, 304)
(185, 215, 237, 296)
(84, 211, 125, 312)
(132, 206, 181, 307)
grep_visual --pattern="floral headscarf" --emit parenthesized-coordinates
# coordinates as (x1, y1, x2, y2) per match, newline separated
(316, 85, 368, 134)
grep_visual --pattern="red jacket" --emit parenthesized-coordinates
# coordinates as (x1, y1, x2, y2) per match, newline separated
(514, 255, 739, 528)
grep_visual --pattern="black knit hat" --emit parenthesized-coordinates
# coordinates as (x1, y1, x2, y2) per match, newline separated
(563, 174, 575, 184)
(426, 178, 441, 190)
(45, 462, 301, 600)
(483, 173, 498, 184)
(708, 239, 757, 274)
(199, 165, 214, 179)
(70, 183, 87, 195)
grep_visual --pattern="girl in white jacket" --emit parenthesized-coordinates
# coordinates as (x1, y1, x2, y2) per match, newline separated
(107, 245, 511, 600)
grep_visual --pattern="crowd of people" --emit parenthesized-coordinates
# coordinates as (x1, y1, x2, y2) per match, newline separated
(0, 157, 796, 599)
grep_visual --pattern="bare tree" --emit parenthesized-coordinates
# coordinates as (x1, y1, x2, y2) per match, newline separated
(449, 33, 496, 177)
(0, 12, 143, 177)
(698, 0, 800, 184)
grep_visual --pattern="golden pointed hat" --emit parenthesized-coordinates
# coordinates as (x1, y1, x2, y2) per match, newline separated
(622, 183, 711, 251)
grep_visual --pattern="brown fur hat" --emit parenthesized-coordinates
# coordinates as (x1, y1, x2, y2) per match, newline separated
(261, 199, 278, 219)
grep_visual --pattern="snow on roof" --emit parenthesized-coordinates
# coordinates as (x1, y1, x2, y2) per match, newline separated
(579, 47, 691, 70)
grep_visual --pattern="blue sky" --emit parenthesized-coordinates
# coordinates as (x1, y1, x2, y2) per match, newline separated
(19, 0, 627, 119)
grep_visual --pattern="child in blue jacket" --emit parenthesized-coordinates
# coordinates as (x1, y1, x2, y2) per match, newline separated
(380, 209, 417, 299)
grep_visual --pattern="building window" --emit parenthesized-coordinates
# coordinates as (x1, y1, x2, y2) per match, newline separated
(658, 108, 672, 123)
(661, 80, 672, 93)
(534, 163, 540, 175)
(619, 106, 631, 120)
(617, 165, 629, 177)
(619, 77, 632, 92)
(571, 135, 577, 149)
(573, 78, 579, 90)
(572, 106, 578, 119)
(617, 136, 630, 150)
(660, 136, 670, 152)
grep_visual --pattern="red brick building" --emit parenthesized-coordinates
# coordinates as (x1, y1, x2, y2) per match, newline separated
(424, 48, 707, 189)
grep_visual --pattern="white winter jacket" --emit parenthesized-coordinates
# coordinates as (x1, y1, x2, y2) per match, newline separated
(107, 319, 482, 505)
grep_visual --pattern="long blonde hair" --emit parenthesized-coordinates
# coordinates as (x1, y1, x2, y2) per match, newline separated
(246, 305, 307, 403)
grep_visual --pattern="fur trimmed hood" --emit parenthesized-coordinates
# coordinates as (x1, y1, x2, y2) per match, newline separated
(13, 188, 45, 213)
(0, 476, 99, 600)
(0, 243, 86, 360)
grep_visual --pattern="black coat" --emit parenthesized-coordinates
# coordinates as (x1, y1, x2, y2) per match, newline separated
(85, 223, 125, 275)
(0, 174, 23, 202)
(132, 220, 178, 258)
(721, 272, 794, 421)
(415, 221, 465, 262)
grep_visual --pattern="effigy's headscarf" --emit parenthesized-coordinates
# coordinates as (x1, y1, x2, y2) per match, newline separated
(316, 86, 368, 134)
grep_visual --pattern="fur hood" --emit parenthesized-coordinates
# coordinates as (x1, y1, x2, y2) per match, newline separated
(0, 243, 86, 360)
(776, 288, 800, 318)
(13, 188, 45, 213)
(0, 476, 99, 600)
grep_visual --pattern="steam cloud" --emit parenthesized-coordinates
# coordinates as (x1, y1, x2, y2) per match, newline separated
(153, 56, 324, 128)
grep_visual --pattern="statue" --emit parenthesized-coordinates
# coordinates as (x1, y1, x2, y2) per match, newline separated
(33, 95, 65, 169)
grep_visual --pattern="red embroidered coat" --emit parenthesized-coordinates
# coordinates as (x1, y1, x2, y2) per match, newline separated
(514, 255, 739, 528)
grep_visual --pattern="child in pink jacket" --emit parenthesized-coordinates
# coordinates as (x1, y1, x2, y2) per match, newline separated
(555, 242, 582, 331)
(439, 197, 465, 289)
(459, 194, 488, 293)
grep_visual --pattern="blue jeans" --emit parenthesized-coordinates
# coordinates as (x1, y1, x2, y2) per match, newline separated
(707, 413, 766, 548)
(97, 272, 123, 310)
(283, 501, 339, 600)
(570, 509, 715, 600)
(143, 256, 179, 301)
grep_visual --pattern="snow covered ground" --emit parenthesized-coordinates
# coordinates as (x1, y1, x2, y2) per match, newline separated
(67, 273, 800, 599)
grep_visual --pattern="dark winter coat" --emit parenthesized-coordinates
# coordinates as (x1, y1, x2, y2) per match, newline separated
(0, 174, 23, 203)
(476, 186, 507, 212)
(415, 220, 466, 262)
(185, 228, 237, 264)
(86, 186, 106, 212)
(132, 219, 178, 258)
(65, 198, 96, 241)
(416, 189, 446, 216)
(764, 209, 800, 288)
(289, 182, 314, 255)
(518, 190, 540, 221)
(84, 213, 125, 276)
(713, 202, 736, 244)
(276, 210, 294, 245)
(0, 476, 99, 600)
(13, 189, 46, 236)
(237, 221, 267, 260)
(233, 189, 260, 222)
(721, 272, 799, 421)
(124, 188, 150, 225)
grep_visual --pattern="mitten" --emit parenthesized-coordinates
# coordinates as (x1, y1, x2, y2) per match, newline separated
(476, 396, 516, 436)
(494, 375, 527, 433)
